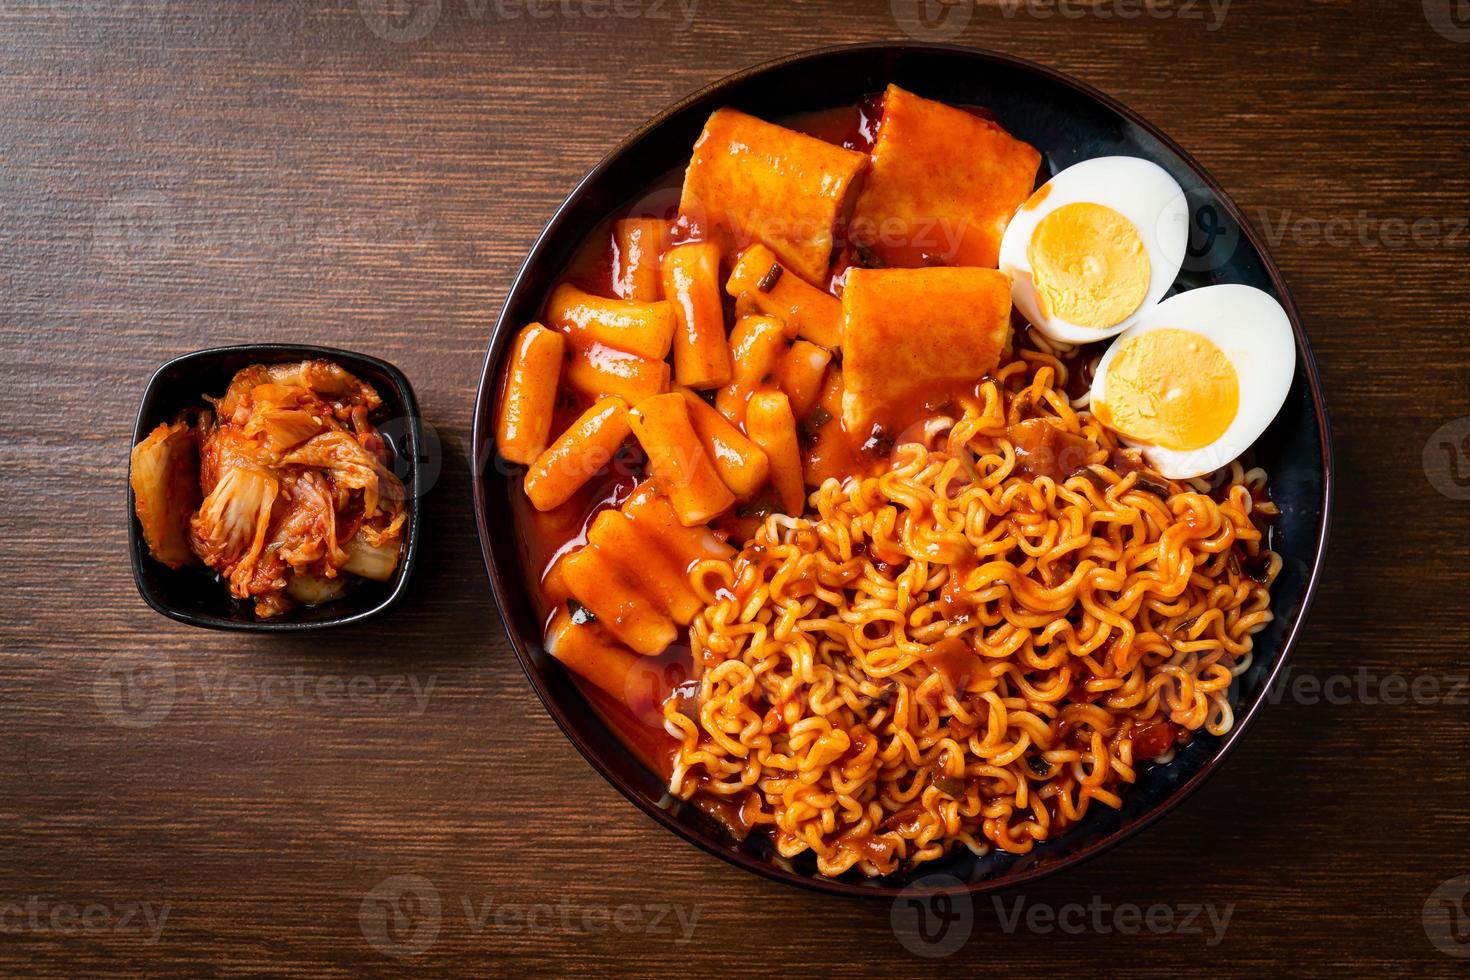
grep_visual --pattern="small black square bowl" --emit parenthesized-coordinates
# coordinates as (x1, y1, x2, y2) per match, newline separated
(128, 344, 424, 632)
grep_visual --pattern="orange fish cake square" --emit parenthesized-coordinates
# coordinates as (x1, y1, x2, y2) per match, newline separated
(679, 108, 865, 287)
(840, 267, 1012, 436)
(850, 85, 1041, 269)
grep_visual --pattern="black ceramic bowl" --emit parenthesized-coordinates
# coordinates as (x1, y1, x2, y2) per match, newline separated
(471, 43, 1332, 896)
(129, 343, 423, 632)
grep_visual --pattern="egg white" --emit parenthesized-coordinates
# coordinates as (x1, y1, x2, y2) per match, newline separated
(1088, 284, 1295, 479)
(1000, 157, 1189, 344)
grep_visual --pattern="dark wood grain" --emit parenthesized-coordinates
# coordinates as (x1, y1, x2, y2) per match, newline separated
(3, 0, 1469, 974)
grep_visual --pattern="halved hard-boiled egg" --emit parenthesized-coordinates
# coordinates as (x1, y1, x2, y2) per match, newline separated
(1089, 284, 1295, 479)
(1000, 157, 1188, 344)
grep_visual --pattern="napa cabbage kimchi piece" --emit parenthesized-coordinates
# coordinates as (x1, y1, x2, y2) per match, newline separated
(129, 360, 407, 618)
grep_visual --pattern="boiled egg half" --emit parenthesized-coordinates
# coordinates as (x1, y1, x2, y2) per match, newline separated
(1088, 284, 1295, 479)
(1000, 157, 1188, 344)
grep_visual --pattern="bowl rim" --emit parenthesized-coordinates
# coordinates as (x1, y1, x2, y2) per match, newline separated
(470, 40, 1334, 898)
(127, 342, 424, 633)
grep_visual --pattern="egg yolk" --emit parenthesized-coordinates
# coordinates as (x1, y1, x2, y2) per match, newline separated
(1095, 328, 1239, 451)
(1028, 202, 1150, 328)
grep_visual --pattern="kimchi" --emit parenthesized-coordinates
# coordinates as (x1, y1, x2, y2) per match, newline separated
(130, 360, 407, 618)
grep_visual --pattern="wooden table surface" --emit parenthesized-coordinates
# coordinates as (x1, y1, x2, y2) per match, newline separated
(4, 0, 1469, 974)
